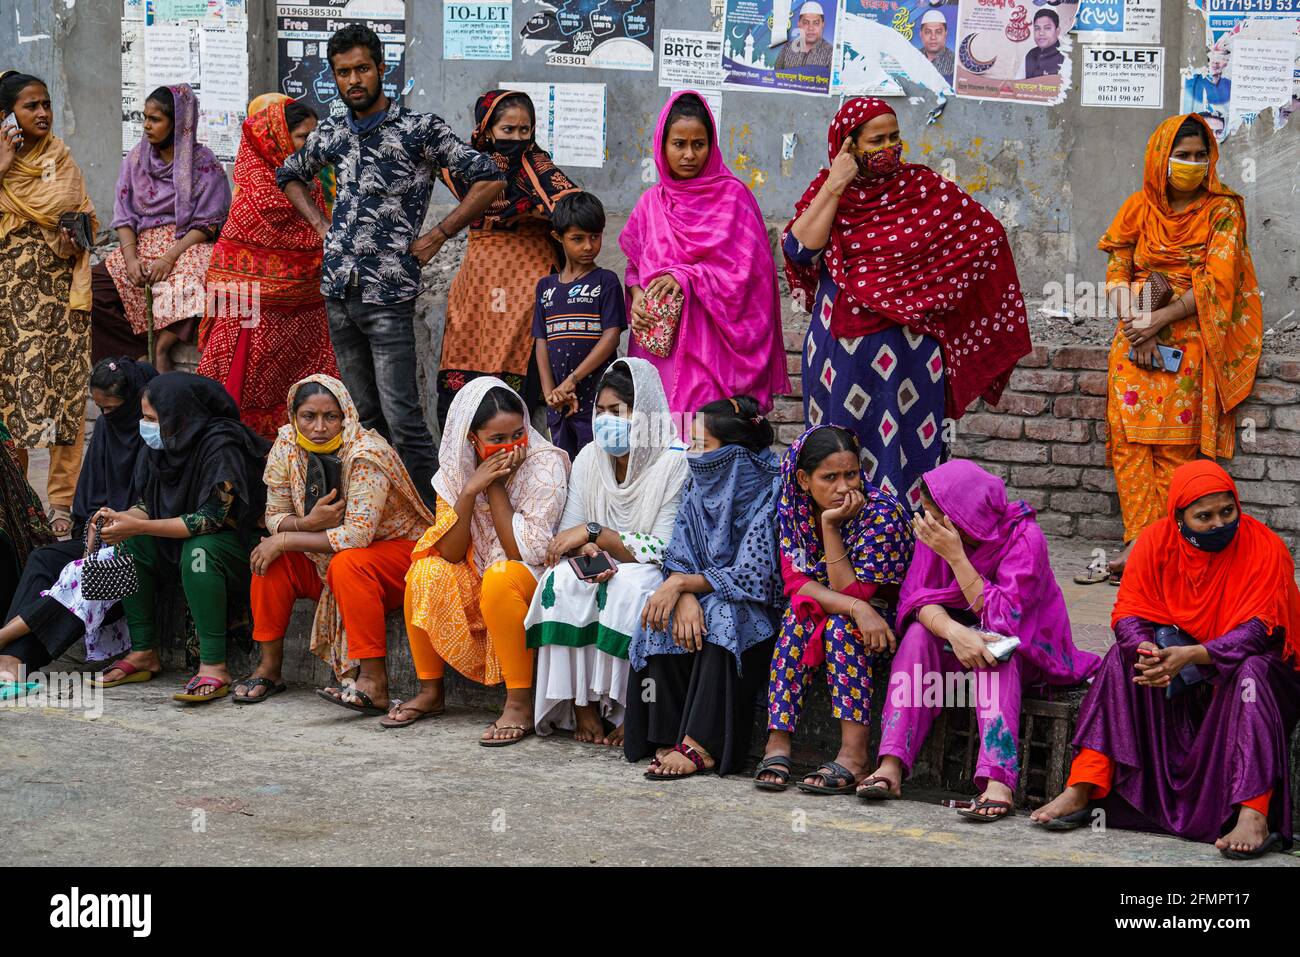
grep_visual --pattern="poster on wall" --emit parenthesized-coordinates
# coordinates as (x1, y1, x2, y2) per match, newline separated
(121, 19, 146, 150)
(1074, 0, 1160, 43)
(501, 81, 607, 167)
(658, 29, 727, 89)
(723, 0, 838, 95)
(953, 0, 1080, 104)
(443, 1, 512, 60)
(834, 0, 956, 94)
(276, 1, 407, 117)
(1080, 44, 1163, 108)
(1227, 37, 1295, 130)
(519, 1, 655, 72)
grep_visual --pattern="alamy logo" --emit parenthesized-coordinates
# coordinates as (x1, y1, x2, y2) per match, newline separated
(49, 887, 151, 937)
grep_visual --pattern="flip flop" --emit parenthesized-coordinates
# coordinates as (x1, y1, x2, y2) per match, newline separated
(0, 680, 40, 701)
(232, 676, 287, 705)
(173, 674, 230, 704)
(644, 742, 711, 780)
(753, 754, 794, 792)
(796, 760, 862, 795)
(479, 721, 534, 747)
(1219, 831, 1284, 860)
(857, 775, 902, 801)
(379, 699, 445, 728)
(91, 660, 160, 688)
(316, 686, 386, 716)
(956, 798, 1016, 822)
(1034, 806, 1093, 831)
(1072, 566, 1111, 585)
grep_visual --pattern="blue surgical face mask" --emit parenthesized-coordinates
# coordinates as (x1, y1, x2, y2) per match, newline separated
(139, 419, 164, 450)
(593, 413, 632, 457)
(1179, 515, 1239, 552)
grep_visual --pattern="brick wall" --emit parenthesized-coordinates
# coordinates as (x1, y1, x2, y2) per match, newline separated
(769, 334, 1300, 548)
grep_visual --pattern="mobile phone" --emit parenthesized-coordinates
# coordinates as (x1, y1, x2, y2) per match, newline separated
(568, 550, 615, 582)
(1, 112, 22, 148)
(1127, 342, 1184, 373)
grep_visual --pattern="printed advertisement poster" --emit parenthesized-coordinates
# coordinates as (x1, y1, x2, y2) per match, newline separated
(1080, 44, 1163, 108)
(1181, 69, 1232, 139)
(276, 1, 407, 115)
(1227, 37, 1295, 130)
(953, 0, 1080, 104)
(444, 1, 513, 60)
(835, 0, 956, 94)
(723, 0, 838, 95)
(1074, 0, 1160, 43)
(121, 19, 146, 153)
(1206, 0, 1298, 43)
(658, 29, 727, 88)
(519, 1, 655, 72)
(501, 81, 607, 167)
(667, 86, 723, 127)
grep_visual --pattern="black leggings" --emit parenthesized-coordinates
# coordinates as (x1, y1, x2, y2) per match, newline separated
(3, 539, 119, 671)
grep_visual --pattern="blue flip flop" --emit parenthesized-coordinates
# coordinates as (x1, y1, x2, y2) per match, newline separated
(0, 680, 40, 702)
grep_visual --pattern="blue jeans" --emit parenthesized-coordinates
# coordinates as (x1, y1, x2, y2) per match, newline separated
(326, 291, 438, 510)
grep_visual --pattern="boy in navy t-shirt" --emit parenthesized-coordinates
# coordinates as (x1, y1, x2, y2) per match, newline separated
(533, 192, 626, 460)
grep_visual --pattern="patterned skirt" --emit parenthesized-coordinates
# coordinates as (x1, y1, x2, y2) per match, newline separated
(104, 225, 216, 334)
(0, 222, 90, 447)
(802, 305, 947, 512)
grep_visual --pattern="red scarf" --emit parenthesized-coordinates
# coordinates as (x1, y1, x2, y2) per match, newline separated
(1112, 460, 1300, 665)
(784, 97, 1031, 419)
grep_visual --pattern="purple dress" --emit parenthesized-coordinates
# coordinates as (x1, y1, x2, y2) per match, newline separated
(1074, 615, 1300, 844)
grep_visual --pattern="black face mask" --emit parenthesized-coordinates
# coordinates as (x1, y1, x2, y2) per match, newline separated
(493, 139, 529, 163)
(1179, 516, 1239, 552)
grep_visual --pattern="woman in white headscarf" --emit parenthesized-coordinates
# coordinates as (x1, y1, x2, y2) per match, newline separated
(526, 357, 690, 744)
(398, 376, 570, 744)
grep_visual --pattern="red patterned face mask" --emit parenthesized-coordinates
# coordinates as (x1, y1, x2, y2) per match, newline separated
(857, 141, 904, 178)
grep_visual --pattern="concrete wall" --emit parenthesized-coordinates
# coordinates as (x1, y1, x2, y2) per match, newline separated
(3, 0, 1297, 327)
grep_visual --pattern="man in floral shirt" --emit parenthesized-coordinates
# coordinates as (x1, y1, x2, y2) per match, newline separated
(277, 24, 504, 507)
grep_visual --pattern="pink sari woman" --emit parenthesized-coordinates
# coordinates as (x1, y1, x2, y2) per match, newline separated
(620, 91, 789, 420)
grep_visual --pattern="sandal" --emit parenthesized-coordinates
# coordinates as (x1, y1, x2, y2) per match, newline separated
(0, 680, 40, 702)
(91, 660, 160, 688)
(47, 505, 72, 539)
(956, 798, 1016, 822)
(316, 685, 386, 716)
(479, 721, 534, 747)
(1033, 806, 1092, 831)
(232, 676, 287, 705)
(645, 743, 711, 780)
(1072, 566, 1111, 585)
(173, 674, 230, 704)
(796, 760, 862, 795)
(379, 699, 445, 728)
(753, 754, 794, 792)
(1219, 831, 1283, 860)
(857, 775, 902, 801)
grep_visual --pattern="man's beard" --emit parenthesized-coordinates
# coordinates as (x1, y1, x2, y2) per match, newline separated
(346, 84, 382, 113)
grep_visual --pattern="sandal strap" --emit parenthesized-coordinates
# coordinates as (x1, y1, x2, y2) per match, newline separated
(813, 760, 855, 786)
(185, 675, 225, 691)
(342, 687, 373, 708)
(672, 743, 706, 771)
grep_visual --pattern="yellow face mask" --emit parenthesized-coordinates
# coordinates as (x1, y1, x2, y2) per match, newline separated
(1167, 158, 1208, 192)
(295, 427, 343, 455)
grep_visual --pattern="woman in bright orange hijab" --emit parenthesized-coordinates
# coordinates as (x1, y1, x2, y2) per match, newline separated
(1034, 461, 1300, 860)
(1094, 114, 1262, 581)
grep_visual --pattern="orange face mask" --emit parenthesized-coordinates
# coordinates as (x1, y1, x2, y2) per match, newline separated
(472, 433, 528, 460)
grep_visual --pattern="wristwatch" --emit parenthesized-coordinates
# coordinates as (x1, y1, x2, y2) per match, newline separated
(586, 521, 603, 544)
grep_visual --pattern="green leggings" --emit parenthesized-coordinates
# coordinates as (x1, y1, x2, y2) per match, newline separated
(121, 532, 250, 666)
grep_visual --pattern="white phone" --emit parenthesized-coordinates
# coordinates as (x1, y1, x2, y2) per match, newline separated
(1, 112, 21, 148)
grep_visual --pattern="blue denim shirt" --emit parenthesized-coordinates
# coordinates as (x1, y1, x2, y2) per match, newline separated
(276, 103, 504, 305)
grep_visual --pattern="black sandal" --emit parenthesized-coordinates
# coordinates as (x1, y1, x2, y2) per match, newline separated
(956, 798, 1016, 822)
(857, 775, 902, 801)
(645, 743, 711, 780)
(232, 676, 287, 705)
(753, 755, 794, 792)
(1034, 806, 1092, 831)
(1219, 831, 1283, 860)
(316, 686, 386, 716)
(796, 760, 861, 795)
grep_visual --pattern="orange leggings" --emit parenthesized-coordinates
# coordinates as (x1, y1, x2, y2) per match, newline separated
(1110, 438, 1199, 543)
(1068, 747, 1271, 815)
(250, 540, 416, 659)
(12, 416, 85, 509)
(408, 560, 537, 689)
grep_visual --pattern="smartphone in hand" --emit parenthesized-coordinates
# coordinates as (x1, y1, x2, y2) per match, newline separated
(568, 550, 616, 582)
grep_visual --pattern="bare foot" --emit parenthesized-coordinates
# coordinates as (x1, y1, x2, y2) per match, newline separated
(965, 780, 1015, 818)
(604, 724, 624, 748)
(1107, 541, 1134, 578)
(857, 756, 904, 798)
(573, 703, 605, 744)
(1030, 783, 1092, 824)
(388, 684, 445, 724)
(482, 693, 532, 743)
(1215, 806, 1271, 854)
(649, 738, 714, 777)
(0, 654, 22, 682)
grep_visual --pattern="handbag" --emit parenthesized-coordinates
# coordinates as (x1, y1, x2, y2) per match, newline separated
(634, 291, 684, 358)
(1152, 625, 1206, 699)
(304, 452, 343, 516)
(57, 211, 94, 250)
(80, 518, 139, 603)
(1133, 270, 1173, 314)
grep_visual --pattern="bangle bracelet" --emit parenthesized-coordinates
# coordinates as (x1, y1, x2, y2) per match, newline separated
(436, 224, 452, 240)
(849, 599, 863, 619)
(825, 550, 849, 565)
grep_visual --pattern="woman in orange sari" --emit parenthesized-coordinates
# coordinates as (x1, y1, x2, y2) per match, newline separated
(197, 96, 338, 440)
(1096, 113, 1261, 581)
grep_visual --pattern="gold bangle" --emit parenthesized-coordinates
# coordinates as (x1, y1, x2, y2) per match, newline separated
(825, 550, 849, 565)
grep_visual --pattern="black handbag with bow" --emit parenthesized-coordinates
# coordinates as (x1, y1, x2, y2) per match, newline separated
(81, 517, 139, 603)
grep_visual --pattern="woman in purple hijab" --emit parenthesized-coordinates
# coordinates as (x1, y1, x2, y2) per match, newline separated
(619, 91, 789, 424)
(858, 460, 1100, 819)
(101, 84, 230, 371)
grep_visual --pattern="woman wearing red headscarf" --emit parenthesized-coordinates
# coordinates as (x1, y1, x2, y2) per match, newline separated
(784, 98, 1031, 512)
(1032, 461, 1300, 859)
(197, 96, 339, 440)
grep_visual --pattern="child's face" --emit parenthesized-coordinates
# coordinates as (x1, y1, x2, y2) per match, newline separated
(556, 226, 602, 266)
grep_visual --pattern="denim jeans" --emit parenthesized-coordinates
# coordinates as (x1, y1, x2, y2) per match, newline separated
(326, 291, 439, 510)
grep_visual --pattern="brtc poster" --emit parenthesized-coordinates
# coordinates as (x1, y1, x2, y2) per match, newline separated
(276, 1, 407, 115)
(953, 0, 1080, 104)
(519, 1, 655, 72)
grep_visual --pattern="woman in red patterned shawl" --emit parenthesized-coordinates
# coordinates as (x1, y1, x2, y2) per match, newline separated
(197, 96, 338, 440)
